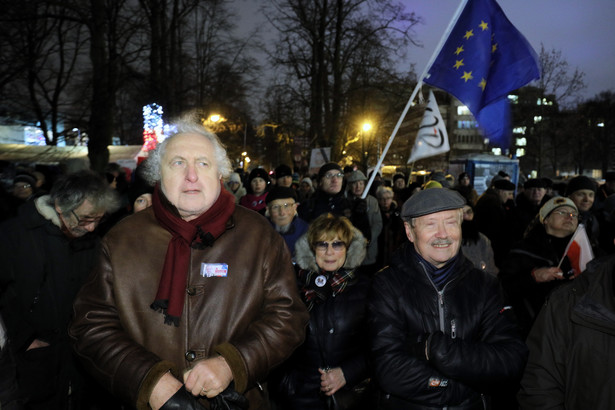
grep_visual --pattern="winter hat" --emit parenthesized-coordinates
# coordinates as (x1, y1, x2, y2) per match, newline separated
(347, 170, 367, 183)
(265, 186, 297, 204)
(13, 172, 36, 187)
(565, 175, 597, 196)
(423, 180, 443, 189)
(393, 173, 407, 183)
(317, 162, 343, 181)
(248, 168, 269, 184)
(228, 172, 241, 184)
(539, 196, 578, 224)
(493, 179, 516, 191)
(524, 178, 547, 189)
(401, 188, 465, 219)
(301, 177, 314, 189)
(274, 164, 292, 179)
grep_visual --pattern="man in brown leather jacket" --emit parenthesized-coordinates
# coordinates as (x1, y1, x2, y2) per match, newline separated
(69, 112, 309, 410)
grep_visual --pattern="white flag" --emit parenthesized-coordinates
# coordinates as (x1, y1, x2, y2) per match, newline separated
(408, 90, 449, 163)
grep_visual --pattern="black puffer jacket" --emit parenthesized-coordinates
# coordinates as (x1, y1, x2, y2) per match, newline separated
(271, 227, 370, 410)
(369, 243, 527, 409)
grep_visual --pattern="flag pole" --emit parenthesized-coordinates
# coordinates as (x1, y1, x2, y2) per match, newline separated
(361, 0, 470, 199)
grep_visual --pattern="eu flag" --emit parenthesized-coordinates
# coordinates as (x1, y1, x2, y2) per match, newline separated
(423, 0, 540, 148)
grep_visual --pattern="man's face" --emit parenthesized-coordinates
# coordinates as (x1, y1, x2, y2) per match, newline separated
(569, 189, 595, 212)
(497, 189, 514, 204)
(277, 175, 293, 188)
(56, 198, 105, 238)
(320, 170, 343, 195)
(350, 180, 365, 197)
(160, 133, 221, 221)
(525, 187, 546, 205)
(268, 198, 297, 227)
(544, 206, 579, 238)
(394, 178, 405, 189)
(13, 181, 33, 200)
(378, 195, 393, 211)
(404, 209, 462, 269)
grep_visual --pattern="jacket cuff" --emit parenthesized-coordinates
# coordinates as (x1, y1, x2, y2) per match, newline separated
(214, 342, 248, 393)
(135, 360, 178, 410)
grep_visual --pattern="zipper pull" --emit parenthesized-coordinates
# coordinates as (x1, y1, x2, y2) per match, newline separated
(451, 319, 457, 339)
(438, 291, 444, 307)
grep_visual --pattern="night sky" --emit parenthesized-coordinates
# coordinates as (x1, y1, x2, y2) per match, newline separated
(237, 0, 615, 100)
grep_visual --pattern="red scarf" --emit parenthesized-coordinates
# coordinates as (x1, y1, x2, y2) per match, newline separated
(151, 182, 235, 325)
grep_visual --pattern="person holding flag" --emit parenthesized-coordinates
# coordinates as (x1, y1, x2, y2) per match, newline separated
(499, 197, 596, 338)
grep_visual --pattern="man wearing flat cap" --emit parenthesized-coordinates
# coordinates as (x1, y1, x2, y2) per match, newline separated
(368, 188, 527, 410)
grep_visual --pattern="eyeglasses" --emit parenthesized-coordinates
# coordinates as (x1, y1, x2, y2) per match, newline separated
(269, 202, 296, 213)
(323, 173, 344, 180)
(14, 184, 31, 189)
(552, 210, 578, 219)
(314, 241, 346, 252)
(71, 210, 106, 226)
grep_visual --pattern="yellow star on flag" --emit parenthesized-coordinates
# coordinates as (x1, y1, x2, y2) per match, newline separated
(453, 59, 464, 69)
(492, 43, 498, 53)
(461, 71, 473, 82)
(464, 29, 474, 40)
(478, 78, 487, 90)
(479, 21, 488, 31)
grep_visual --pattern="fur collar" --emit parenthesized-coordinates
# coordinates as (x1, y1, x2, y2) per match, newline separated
(294, 226, 367, 271)
(35, 195, 62, 228)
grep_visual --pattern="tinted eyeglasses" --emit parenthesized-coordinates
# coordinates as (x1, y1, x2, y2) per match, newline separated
(314, 241, 346, 252)
(71, 210, 106, 226)
(323, 173, 344, 180)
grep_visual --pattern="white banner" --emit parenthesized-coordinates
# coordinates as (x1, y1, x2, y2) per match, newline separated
(408, 90, 450, 163)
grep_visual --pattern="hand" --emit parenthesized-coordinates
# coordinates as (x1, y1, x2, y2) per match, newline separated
(149, 372, 183, 410)
(353, 199, 367, 214)
(26, 338, 50, 351)
(531, 267, 563, 283)
(183, 356, 233, 398)
(318, 367, 346, 396)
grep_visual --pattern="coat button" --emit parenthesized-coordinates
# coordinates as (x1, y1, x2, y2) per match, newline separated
(185, 351, 196, 361)
(186, 287, 196, 296)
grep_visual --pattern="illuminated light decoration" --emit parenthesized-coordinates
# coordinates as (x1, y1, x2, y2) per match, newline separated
(141, 103, 165, 152)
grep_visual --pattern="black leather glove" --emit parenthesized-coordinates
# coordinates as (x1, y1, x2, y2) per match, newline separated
(352, 198, 368, 214)
(209, 384, 249, 410)
(160, 388, 206, 410)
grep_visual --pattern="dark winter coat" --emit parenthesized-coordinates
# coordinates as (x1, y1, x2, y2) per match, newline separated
(0, 197, 102, 407)
(474, 189, 515, 267)
(369, 242, 527, 409)
(498, 225, 574, 337)
(518, 255, 615, 409)
(272, 228, 370, 410)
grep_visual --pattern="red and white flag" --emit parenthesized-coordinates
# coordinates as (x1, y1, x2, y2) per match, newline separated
(559, 223, 594, 276)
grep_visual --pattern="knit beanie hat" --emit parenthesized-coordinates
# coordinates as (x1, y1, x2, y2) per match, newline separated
(265, 186, 297, 204)
(248, 168, 269, 184)
(539, 196, 578, 224)
(317, 162, 343, 181)
(565, 175, 597, 196)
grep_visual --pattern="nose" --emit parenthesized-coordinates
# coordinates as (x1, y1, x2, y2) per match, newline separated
(435, 222, 448, 238)
(186, 164, 198, 182)
(84, 221, 98, 232)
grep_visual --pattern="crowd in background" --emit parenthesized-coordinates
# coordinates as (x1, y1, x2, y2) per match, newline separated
(1, 150, 615, 410)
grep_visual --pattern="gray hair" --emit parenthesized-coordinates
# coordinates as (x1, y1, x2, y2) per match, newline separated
(141, 112, 232, 185)
(376, 185, 394, 199)
(49, 170, 121, 214)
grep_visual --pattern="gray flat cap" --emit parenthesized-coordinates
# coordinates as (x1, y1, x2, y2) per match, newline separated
(401, 188, 465, 218)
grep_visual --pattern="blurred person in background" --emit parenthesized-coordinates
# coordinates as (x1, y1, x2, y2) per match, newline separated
(239, 167, 270, 215)
(265, 186, 308, 256)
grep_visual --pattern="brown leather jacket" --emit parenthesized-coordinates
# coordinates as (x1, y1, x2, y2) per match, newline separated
(69, 206, 309, 409)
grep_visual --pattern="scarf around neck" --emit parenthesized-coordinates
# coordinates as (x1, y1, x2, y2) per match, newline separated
(408, 244, 463, 290)
(150, 182, 235, 325)
(299, 268, 356, 311)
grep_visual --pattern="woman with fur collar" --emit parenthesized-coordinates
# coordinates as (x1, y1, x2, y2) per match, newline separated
(271, 213, 372, 410)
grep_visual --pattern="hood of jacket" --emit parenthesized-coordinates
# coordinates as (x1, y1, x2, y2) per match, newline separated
(294, 226, 366, 272)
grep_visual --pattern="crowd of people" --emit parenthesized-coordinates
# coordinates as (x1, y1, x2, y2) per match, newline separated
(1, 114, 615, 410)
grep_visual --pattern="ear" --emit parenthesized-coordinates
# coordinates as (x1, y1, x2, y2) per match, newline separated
(404, 221, 415, 243)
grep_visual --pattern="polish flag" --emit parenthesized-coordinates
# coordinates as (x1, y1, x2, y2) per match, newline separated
(560, 224, 594, 276)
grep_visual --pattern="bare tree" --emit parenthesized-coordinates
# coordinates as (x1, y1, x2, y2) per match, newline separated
(265, 0, 421, 158)
(537, 44, 586, 109)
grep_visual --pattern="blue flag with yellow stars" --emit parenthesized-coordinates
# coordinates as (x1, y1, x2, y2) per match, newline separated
(424, 0, 540, 149)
